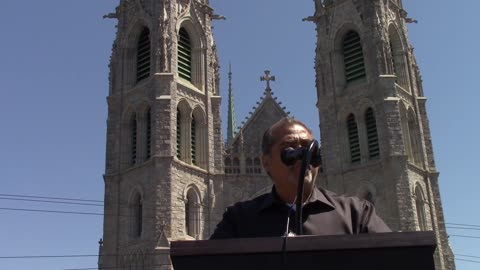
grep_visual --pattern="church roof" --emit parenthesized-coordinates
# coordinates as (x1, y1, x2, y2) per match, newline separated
(225, 70, 290, 154)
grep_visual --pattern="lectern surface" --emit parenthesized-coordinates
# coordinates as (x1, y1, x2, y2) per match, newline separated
(171, 232, 436, 270)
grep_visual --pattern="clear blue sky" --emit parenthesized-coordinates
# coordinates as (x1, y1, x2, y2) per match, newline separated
(0, 1, 478, 269)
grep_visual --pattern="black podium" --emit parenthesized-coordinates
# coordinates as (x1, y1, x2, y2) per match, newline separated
(171, 232, 436, 270)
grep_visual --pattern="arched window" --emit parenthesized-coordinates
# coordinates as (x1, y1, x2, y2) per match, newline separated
(224, 157, 232, 174)
(408, 110, 422, 165)
(388, 25, 408, 88)
(176, 108, 182, 159)
(347, 113, 360, 163)
(130, 113, 137, 166)
(415, 185, 427, 230)
(136, 27, 151, 82)
(131, 192, 143, 238)
(254, 157, 262, 174)
(185, 188, 200, 238)
(178, 28, 192, 81)
(233, 157, 240, 174)
(365, 108, 380, 159)
(191, 115, 197, 165)
(146, 107, 152, 160)
(342, 31, 366, 83)
(246, 158, 253, 174)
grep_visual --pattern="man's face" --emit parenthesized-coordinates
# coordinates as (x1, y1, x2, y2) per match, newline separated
(262, 123, 319, 201)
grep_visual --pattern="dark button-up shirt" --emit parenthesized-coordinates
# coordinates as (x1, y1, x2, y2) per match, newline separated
(210, 187, 390, 239)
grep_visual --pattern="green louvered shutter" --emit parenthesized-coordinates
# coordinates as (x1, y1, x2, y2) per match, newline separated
(136, 28, 151, 82)
(343, 31, 366, 83)
(365, 108, 380, 158)
(177, 109, 181, 159)
(178, 28, 192, 81)
(146, 108, 151, 159)
(347, 114, 361, 163)
(131, 113, 137, 166)
(191, 116, 196, 165)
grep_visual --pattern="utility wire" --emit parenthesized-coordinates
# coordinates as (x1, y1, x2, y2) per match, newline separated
(449, 234, 480, 239)
(0, 207, 104, 216)
(64, 264, 165, 270)
(0, 252, 159, 259)
(456, 254, 480, 259)
(3, 193, 480, 230)
(447, 226, 480, 231)
(0, 197, 103, 207)
(0, 194, 192, 206)
(0, 206, 211, 224)
(0, 193, 103, 203)
(446, 222, 480, 228)
(456, 258, 480, 264)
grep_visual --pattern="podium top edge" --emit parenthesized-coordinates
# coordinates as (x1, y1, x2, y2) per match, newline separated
(171, 231, 436, 256)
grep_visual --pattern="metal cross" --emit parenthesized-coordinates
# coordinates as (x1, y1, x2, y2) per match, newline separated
(260, 70, 276, 91)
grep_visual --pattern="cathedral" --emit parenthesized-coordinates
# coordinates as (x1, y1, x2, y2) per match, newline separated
(99, 0, 455, 269)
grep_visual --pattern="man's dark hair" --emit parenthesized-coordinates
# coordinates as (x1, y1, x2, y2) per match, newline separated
(261, 117, 312, 155)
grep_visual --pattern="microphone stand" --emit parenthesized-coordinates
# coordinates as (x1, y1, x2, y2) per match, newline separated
(294, 140, 317, 236)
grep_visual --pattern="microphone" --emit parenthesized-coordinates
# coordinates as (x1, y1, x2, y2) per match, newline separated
(280, 140, 322, 168)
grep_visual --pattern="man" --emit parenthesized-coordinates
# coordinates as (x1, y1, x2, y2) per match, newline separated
(210, 118, 390, 239)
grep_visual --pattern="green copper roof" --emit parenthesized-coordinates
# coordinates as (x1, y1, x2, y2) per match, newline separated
(226, 63, 237, 145)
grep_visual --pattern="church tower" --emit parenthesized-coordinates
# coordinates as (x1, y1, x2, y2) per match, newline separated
(100, 0, 223, 269)
(307, 0, 454, 269)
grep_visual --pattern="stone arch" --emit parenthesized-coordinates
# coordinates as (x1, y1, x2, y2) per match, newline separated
(122, 106, 138, 168)
(122, 19, 154, 88)
(232, 157, 240, 174)
(254, 157, 262, 174)
(355, 98, 378, 160)
(414, 183, 428, 230)
(346, 113, 361, 164)
(128, 186, 144, 239)
(184, 184, 202, 238)
(137, 102, 152, 161)
(398, 101, 412, 159)
(364, 107, 380, 159)
(176, 99, 192, 162)
(245, 157, 253, 174)
(192, 105, 207, 169)
(224, 157, 232, 174)
(333, 24, 367, 89)
(388, 23, 409, 89)
(407, 108, 423, 166)
(176, 18, 206, 89)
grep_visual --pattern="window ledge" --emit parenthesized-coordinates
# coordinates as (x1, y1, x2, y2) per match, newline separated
(177, 78, 203, 94)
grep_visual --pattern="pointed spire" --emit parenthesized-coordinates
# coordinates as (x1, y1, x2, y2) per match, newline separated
(227, 62, 237, 145)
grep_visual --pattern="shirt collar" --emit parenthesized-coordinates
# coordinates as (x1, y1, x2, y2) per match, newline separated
(258, 186, 335, 213)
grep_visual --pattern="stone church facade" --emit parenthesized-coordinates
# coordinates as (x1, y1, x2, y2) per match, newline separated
(98, 0, 455, 269)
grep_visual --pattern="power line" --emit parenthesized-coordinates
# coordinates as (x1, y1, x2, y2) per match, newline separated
(0, 193, 103, 203)
(446, 222, 480, 228)
(456, 254, 480, 259)
(0, 255, 99, 259)
(456, 258, 480, 264)
(0, 207, 104, 216)
(0, 197, 103, 207)
(449, 234, 480, 239)
(64, 264, 165, 270)
(0, 253, 156, 259)
(0, 193, 193, 209)
(0, 206, 211, 225)
(447, 226, 480, 231)
(4, 193, 480, 230)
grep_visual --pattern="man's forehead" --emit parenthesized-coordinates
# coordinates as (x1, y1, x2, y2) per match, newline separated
(272, 123, 311, 140)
